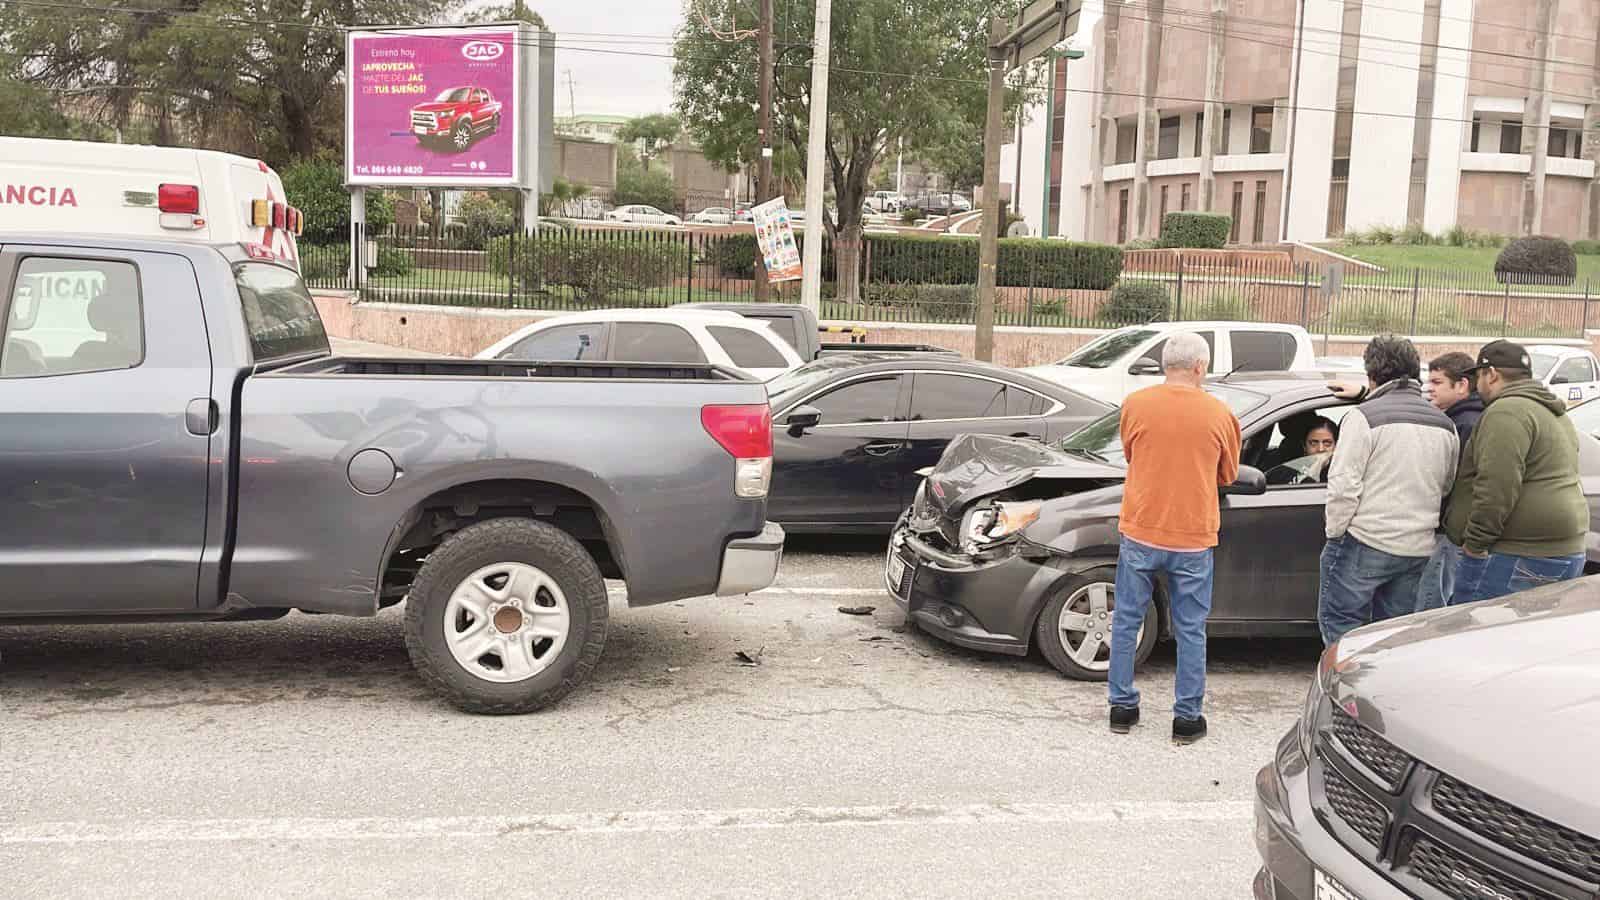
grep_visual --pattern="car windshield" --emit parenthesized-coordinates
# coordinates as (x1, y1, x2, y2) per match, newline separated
(435, 88, 472, 102)
(1057, 384, 1268, 464)
(1530, 351, 1559, 379)
(1054, 329, 1157, 369)
(1569, 397, 1600, 438)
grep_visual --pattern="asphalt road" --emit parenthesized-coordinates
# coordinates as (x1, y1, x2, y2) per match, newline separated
(0, 534, 1317, 899)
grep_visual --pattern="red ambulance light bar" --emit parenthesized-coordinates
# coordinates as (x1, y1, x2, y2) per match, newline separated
(251, 199, 304, 236)
(158, 183, 200, 214)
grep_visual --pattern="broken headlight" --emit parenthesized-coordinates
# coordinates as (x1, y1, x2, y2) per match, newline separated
(962, 500, 1043, 554)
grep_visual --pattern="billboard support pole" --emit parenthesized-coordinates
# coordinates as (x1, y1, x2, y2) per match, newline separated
(349, 186, 366, 291)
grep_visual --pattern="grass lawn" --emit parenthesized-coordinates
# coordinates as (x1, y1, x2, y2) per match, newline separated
(1330, 244, 1600, 292)
(363, 267, 752, 307)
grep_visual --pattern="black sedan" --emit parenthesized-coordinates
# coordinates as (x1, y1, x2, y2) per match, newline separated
(765, 354, 1111, 533)
(887, 373, 1600, 679)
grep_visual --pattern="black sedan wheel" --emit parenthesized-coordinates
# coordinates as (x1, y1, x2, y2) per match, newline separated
(1034, 566, 1157, 680)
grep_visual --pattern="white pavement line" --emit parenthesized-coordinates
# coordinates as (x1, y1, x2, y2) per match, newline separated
(1, 801, 1252, 845)
(605, 586, 885, 597)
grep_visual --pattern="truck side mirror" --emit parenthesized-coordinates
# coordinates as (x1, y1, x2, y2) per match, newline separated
(1221, 465, 1267, 496)
(785, 405, 822, 435)
(1128, 357, 1162, 376)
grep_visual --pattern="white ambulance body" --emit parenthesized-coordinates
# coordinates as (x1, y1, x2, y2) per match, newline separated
(0, 137, 305, 269)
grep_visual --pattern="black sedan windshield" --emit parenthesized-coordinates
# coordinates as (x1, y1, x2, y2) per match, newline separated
(1058, 384, 1267, 463)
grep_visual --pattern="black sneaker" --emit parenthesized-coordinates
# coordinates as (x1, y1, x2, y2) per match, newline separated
(1109, 705, 1140, 734)
(1173, 715, 1208, 744)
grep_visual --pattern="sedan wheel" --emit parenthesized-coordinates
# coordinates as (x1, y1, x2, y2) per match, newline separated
(1034, 566, 1157, 681)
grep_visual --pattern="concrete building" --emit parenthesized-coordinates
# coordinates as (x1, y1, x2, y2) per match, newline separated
(1003, 0, 1600, 245)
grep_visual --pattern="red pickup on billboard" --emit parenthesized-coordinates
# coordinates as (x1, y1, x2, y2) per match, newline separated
(410, 86, 503, 153)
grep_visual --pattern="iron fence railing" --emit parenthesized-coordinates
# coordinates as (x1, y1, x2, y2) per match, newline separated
(298, 225, 1599, 341)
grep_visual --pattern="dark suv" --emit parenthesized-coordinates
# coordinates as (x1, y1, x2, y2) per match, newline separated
(1254, 576, 1600, 899)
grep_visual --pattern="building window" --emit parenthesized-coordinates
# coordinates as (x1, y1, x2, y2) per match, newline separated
(1470, 117, 1480, 152)
(1115, 122, 1137, 165)
(1194, 112, 1205, 157)
(1159, 185, 1170, 225)
(1118, 189, 1130, 244)
(1251, 105, 1274, 154)
(1253, 180, 1268, 244)
(1230, 182, 1243, 242)
(1158, 116, 1180, 160)
(1221, 109, 1232, 154)
(1180, 182, 1191, 211)
(1548, 126, 1581, 159)
(1499, 120, 1523, 154)
(1332, 158, 1350, 178)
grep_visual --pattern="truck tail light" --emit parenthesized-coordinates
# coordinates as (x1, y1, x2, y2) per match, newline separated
(702, 404, 773, 499)
(158, 183, 200, 214)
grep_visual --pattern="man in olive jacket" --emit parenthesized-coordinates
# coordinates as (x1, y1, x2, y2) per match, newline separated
(1445, 340, 1590, 605)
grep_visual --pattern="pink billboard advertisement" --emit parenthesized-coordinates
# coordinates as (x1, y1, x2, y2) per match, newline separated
(346, 26, 521, 186)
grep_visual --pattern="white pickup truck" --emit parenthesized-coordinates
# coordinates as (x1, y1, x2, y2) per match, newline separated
(1024, 321, 1317, 405)
(1528, 344, 1600, 407)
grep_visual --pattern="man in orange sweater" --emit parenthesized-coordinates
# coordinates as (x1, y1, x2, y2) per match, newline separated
(1109, 331, 1241, 744)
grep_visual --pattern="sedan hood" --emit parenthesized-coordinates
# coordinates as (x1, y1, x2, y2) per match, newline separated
(411, 102, 462, 113)
(1328, 576, 1600, 835)
(922, 433, 1125, 519)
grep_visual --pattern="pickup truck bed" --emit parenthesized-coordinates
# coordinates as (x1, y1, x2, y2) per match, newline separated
(0, 233, 783, 714)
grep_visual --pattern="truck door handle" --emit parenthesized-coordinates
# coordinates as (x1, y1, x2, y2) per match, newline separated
(186, 398, 219, 436)
(1011, 432, 1042, 440)
(864, 441, 903, 456)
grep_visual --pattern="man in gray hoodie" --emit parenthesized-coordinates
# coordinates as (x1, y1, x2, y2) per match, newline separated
(1319, 336, 1459, 645)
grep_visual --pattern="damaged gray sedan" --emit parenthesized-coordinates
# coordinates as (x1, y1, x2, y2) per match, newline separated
(887, 374, 1600, 680)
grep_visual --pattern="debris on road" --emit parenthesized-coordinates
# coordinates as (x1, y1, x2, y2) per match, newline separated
(837, 605, 876, 616)
(734, 648, 765, 667)
(859, 635, 889, 643)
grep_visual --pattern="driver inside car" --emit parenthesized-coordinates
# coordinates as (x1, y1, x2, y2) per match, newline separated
(1266, 414, 1341, 485)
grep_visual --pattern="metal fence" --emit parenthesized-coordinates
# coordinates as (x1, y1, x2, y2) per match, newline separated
(301, 225, 1599, 340)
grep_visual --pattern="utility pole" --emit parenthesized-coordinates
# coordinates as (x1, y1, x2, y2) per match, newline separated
(799, 0, 832, 314)
(974, 16, 1008, 362)
(755, 0, 775, 301)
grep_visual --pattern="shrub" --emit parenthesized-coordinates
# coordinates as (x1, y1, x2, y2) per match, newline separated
(865, 235, 1122, 290)
(703, 234, 759, 276)
(487, 233, 679, 302)
(861, 283, 974, 323)
(1123, 237, 1160, 251)
(299, 242, 350, 285)
(614, 165, 677, 211)
(455, 192, 515, 250)
(900, 208, 923, 225)
(1495, 235, 1576, 285)
(372, 245, 414, 278)
(1101, 279, 1171, 324)
(280, 158, 392, 245)
(1364, 225, 1397, 245)
(1573, 239, 1600, 256)
(1396, 223, 1435, 246)
(1158, 212, 1231, 249)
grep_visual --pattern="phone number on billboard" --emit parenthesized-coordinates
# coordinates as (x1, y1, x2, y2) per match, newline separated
(354, 165, 426, 176)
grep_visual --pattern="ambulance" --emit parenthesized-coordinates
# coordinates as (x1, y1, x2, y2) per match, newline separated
(0, 137, 305, 269)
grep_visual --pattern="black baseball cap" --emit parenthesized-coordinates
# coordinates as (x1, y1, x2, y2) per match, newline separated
(1465, 339, 1533, 374)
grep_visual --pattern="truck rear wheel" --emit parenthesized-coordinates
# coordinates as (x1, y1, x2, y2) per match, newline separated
(404, 518, 608, 714)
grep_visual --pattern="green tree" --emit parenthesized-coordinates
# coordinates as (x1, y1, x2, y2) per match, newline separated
(454, 1, 546, 27)
(675, 0, 1034, 301)
(541, 177, 592, 217)
(618, 113, 681, 171)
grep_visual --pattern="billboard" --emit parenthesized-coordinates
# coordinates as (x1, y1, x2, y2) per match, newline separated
(346, 25, 522, 186)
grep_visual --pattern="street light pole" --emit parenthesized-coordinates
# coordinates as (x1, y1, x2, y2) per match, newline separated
(974, 16, 1008, 362)
(755, 0, 775, 301)
(799, 0, 832, 315)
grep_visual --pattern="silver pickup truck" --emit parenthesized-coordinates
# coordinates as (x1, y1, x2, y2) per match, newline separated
(0, 234, 783, 713)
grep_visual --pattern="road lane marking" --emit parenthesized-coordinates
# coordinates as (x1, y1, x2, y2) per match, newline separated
(606, 586, 886, 597)
(2, 801, 1251, 844)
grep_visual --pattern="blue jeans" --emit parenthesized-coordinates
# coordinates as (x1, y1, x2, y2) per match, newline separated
(1318, 534, 1427, 646)
(1109, 536, 1213, 721)
(1449, 550, 1586, 606)
(1415, 535, 1459, 613)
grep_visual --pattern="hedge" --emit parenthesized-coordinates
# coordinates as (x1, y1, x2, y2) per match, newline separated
(487, 234, 679, 303)
(1101, 279, 1171, 324)
(1495, 235, 1576, 285)
(700, 233, 1120, 289)
(1158, 212, 1231, 249)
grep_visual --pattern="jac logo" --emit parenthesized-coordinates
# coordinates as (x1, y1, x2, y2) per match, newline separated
(461, 41, 504, 61)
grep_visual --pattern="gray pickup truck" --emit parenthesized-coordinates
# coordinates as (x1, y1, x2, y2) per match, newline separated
(0, 234, 783, 713)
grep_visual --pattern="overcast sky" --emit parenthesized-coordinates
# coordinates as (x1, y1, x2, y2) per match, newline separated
(543, 1, 683, 118)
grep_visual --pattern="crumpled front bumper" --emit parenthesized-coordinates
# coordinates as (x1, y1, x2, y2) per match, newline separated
(716, 522, 785, 596)
(885, 523, 1053, 656)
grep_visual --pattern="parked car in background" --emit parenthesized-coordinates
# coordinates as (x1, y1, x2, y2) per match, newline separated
(0, 233, 783, 715)
(477, 308, 804, 381)
(734, 206, 754, 223)
(411, 86, 502, 152)
(1570, 395, 1600, 440)
(887, 373, 1600, 678)
(766, 354, 1110, 533)
(677, 303, 957, 362)
(911, 193, 955, 217)
(604, 205, 682, 226)
(950, 193, 973, 213)
(1024, 321, 1317, 405)
(690, 207, 735, 225)
(1254, 577, 1600, 900)
(1527, 343, 1600, 407)
(868, 191, 902, 213)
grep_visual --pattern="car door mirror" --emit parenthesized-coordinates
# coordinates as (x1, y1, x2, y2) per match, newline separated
(1222, 465, 1267, 496)
(1128, 357, 1162, 376)
(785, 405, 822, 435)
